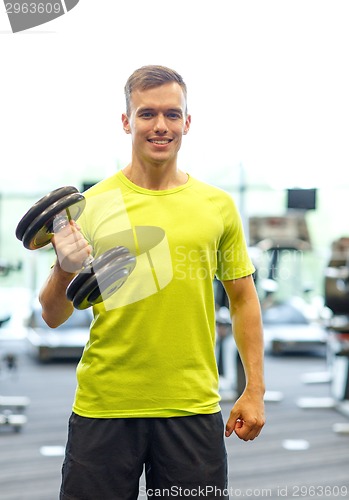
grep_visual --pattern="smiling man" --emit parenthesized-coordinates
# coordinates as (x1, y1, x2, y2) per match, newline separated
(39, 65, 265, 500)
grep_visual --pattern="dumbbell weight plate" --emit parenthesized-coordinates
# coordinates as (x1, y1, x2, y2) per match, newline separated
(87, 251, 136, 304)
(68, 252, 136, 310)
(65, 246, 132, 300)
(87, 265, 132, 304)
(16, 186, 79, 242)
(21, 193, 86, 250)
(71, 266, 130, 310)
(66, 247, 137, 310)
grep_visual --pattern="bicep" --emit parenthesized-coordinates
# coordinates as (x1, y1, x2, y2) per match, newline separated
(222, 275, 260, 313)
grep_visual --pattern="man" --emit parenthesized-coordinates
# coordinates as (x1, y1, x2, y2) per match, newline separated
(40, 65, 265, 500)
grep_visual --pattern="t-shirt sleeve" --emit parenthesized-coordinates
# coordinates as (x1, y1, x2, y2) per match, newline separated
(215, 194, 255, 281)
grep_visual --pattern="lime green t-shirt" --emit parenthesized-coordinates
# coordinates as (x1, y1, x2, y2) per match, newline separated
(72, 171, 255, 418)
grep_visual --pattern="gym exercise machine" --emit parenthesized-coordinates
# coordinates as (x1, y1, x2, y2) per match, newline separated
(0, 263, 29, 433)
(324, 237, 349, 405)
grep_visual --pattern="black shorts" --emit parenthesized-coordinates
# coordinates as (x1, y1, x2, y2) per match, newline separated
(60, 412, 229, 500)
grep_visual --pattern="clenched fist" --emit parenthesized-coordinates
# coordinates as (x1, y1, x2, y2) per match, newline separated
(51, 219, 92, 274)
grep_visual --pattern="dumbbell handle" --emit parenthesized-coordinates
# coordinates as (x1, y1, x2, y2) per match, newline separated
(53, 213, 94, 270)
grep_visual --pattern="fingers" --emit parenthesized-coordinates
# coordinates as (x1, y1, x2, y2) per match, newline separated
(225, 407, 265, 441)
(225, 416, 264, 441)
(235, 419, 263, 441)
(225, 417, 242, 438)
(52, 220, 92, 274)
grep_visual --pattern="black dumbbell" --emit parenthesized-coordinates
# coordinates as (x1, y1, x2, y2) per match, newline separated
(16, 186, 136, 309)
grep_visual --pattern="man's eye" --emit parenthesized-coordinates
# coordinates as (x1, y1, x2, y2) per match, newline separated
(140, 112, 153, 118)
(167, 113, 181, 119)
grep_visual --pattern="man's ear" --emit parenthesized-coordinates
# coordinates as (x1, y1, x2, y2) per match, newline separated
(122, 113, 131, 134)
(183, 114, 191, 135)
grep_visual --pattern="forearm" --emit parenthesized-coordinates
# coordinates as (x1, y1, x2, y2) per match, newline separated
(39, 261, 75, 328)
(231, 297, 265, 396)
(222, 276, 266, 439)
(39, 220, 92, 328)
(223, 276, 265, 394)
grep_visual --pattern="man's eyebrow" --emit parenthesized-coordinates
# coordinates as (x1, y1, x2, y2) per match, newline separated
(137, 107, 155, 113)
(167, 108, 184, 115)
(136, 107, 183, 115)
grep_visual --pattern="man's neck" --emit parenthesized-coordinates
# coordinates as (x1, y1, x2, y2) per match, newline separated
(122, 162, 188, 191)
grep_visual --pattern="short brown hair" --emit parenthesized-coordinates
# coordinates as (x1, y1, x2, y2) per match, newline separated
(124, 65, 188, 116)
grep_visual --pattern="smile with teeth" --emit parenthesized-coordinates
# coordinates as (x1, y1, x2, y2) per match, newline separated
(148, 139, 172, 145)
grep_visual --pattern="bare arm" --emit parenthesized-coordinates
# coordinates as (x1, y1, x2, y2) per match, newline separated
(39, 263, 76, 328)
(222, 275, 265, 440)
(39, 220, 92, 328)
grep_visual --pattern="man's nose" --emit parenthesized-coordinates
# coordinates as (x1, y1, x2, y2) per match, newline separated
(154, 114, 168, 133)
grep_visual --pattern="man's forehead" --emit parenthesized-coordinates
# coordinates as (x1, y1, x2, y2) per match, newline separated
(130, 82, 186, 111)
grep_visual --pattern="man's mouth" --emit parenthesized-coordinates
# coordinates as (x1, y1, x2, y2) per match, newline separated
(148, 139, 173, 145)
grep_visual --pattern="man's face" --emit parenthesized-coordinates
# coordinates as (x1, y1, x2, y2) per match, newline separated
(122, 82, 191, 167)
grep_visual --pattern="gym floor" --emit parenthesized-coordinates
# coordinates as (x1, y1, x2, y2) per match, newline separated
(0, 348, 348, 500)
